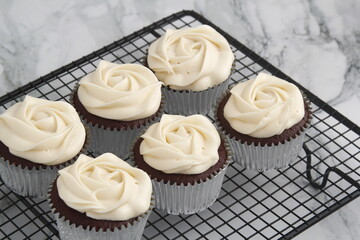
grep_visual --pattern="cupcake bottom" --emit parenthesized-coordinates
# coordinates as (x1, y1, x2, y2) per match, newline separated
(216, 92, 312, 171)
(0, 141, 88, 199)
(133, 138, 231, 215)
(152, 166, 228, 215)
(0, 157, 59, 199)
(49, 180, 153, 240)
(162, 78, 230, 115)
(54, 215, 149, 240)
(0, 127, 89, 199)
(71, 88, 163, 159)
(228, 131, 306, 170)
(87, 124, 147, 159)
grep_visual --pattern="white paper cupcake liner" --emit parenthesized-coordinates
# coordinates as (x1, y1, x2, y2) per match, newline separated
(130, 133, 232, 215)
(48, 184, 154, 240)
(0, 126, 90, 199)
(70, 86, 164, 159)
(215, 90, 312, 171)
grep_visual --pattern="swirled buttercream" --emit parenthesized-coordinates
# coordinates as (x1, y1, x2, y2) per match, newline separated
(78, 61, 162, 121)
(0, 96, 85, 165)
(147, 25, 234, 91)
(140, 114, 220, 174)
(224, 73, 305, 138)
(57, 153, 152, 221)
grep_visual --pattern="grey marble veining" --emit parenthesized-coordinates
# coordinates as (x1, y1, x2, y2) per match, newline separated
(0, 0, 359, 239)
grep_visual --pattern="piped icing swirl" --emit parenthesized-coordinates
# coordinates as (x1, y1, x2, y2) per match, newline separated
(224, 73, 305, 138)
(140, 114, 220, 174)
(0, 96, 85, 165)
(147, 25, 234, 91)
(57, 153, 152, 221)
(78, 61, 162, 121)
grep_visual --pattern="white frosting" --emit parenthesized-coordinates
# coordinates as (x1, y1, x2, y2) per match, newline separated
(78, 61, 162, 121)
(147, 25, 234, 91)
(0, 96, 86, 165)
(140, 114, 221, 174)
(57, 153, 152, 221)
(224, 73, 305, 138)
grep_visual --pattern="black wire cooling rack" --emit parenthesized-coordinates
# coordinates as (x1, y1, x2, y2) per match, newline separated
(1, 10, 360, 240)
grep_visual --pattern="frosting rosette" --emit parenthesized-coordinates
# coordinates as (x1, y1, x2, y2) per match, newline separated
(0, 95, 85, 165)
(224, 73, 305, 138)
(78, 60, 162, 121)
(147, 25, 234, 91)
(140, 114, 221, 174)
(57, 153, 152, 221)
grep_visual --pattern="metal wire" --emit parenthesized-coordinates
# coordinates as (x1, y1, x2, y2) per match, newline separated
(0, 10, 359, 240)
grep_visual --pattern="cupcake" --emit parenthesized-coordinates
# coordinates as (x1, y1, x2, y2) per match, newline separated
(215, 72, 312, 170)
(132, 114, 231, 215)
(48, 153, 153, 240)
(0, 96, 88, 198)
(71, 60, 163, 159)
(147, 25, 235, 115)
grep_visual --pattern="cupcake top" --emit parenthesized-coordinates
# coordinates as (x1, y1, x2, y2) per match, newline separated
(140, 114, 221, 174)
(0, 96, 85, 165)
(147, 25, 234, 91)
(77, 60, 162, 121)
(57, 153, 152, 221)
(224, 73, 305, 138)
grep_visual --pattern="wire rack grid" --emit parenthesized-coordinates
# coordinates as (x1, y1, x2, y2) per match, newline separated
(0, 10, 360, 240)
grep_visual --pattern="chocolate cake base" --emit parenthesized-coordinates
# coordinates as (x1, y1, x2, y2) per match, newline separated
(72, 87, 162, 130)
(49, 178, 137, 231)
(0, 136, 88, 170)
(217, 93, 311, 147)
(133, 138, 228, 186)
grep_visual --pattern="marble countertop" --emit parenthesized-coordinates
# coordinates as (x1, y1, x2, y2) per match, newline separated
(0, 0, 359, 239)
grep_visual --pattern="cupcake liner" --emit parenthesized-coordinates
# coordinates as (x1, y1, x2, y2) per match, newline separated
(48, 182, 154, 240)
(152, 163, 229, 215)
(86, 123, 151, 160)
(161, 60, 236, 115)
(70, 85, 164, 159)
(130, 132, 232, 215)
(0, 125, 90, 199)
(143, 50, 236, 115)
(215, 90, 313, 171)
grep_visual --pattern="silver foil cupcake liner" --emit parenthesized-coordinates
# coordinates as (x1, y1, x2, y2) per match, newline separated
(86, 123, 152, 159)
(162, 77, 230, 115)
(152, 163, 229, 215)
(70, 85, 164, 159)
(48, 183, 154, 240)
(215, 90, 313, 171)
(228, 130, 307, 170)
(144, 49, 236, 115)
(0, 125, 90, 199)
(0, 158, 61, 199)
(130, 132, 232, 215)
(162, 60, 236, 115)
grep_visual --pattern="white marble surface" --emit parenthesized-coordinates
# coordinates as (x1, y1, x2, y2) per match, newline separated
(0, 0, 359, 239)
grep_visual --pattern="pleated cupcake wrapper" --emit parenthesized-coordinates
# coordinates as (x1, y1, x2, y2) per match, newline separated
(47, 183, 154, 240)
(162, 60, 236, 115)
(70, 84, 165, 159)
(86, 123, 153, 159)
(214, 89, 313, 171)
(162, 77, 229, 115)
(130, 132, 232, 215)
(142, 51, 236, 115)
(0, 125, 91, 199)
